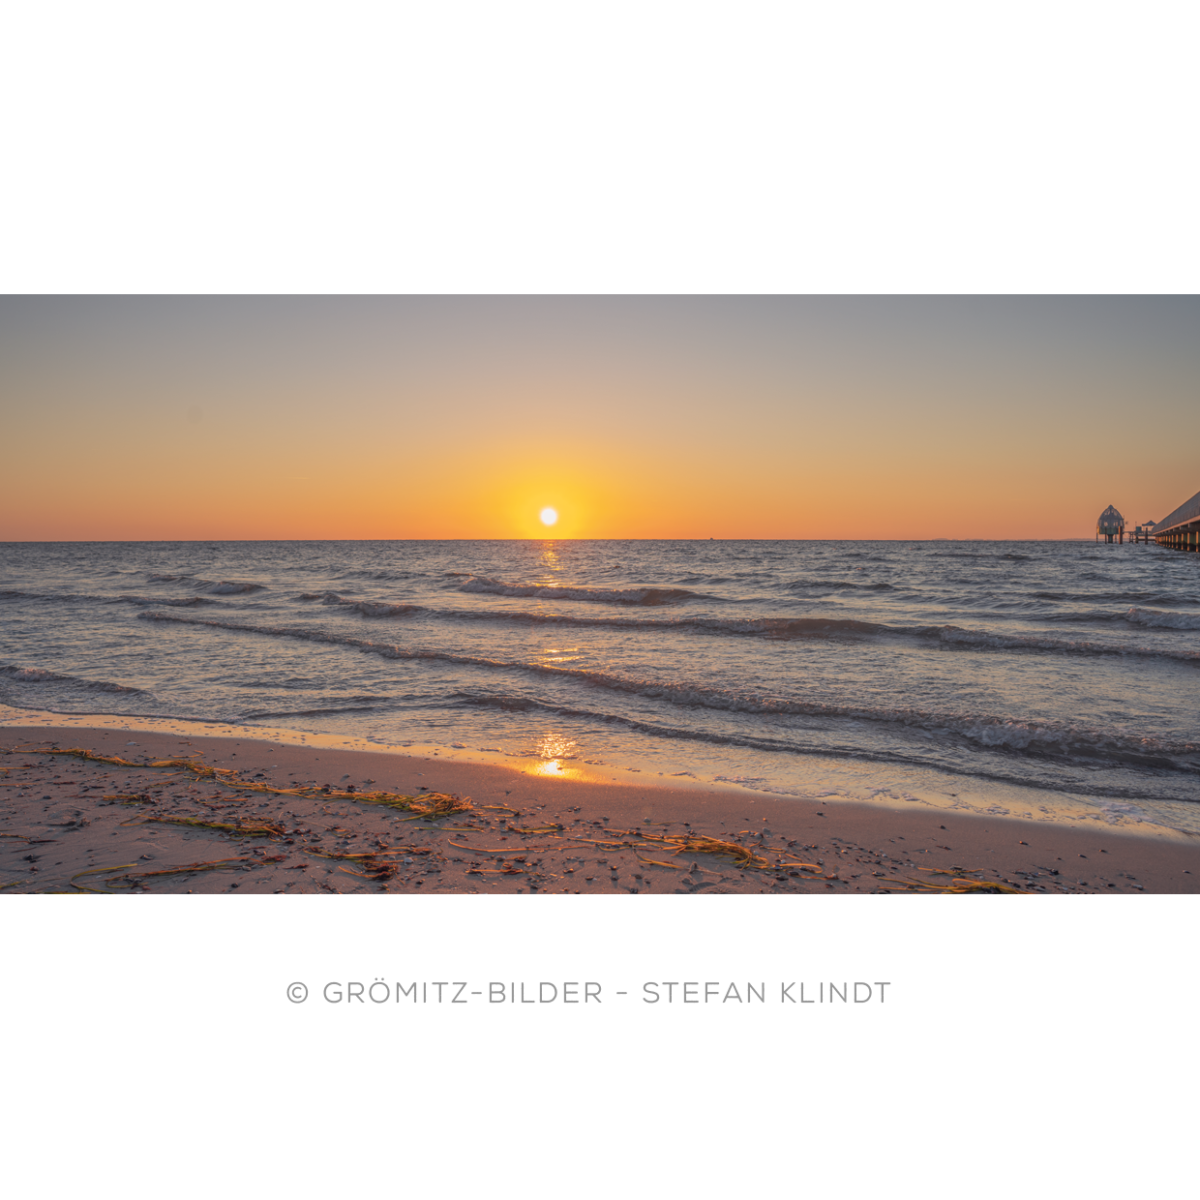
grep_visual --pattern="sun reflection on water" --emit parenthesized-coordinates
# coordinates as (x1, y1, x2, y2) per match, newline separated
(535, 541, 566, 587)
(537, 645, 583, 666)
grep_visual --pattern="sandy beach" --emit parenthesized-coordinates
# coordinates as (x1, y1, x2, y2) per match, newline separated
(2, 724, 1196, 894)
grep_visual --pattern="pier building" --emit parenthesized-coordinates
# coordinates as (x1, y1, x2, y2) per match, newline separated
(1096, 504, 1125, 543)
(1153, 489, 1200, 552)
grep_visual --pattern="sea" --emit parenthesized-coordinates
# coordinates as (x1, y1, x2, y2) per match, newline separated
(2, 540, 1198, 834)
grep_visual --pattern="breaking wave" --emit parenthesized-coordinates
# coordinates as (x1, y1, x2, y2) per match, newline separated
(1033, 590, 1194, 606)
(125, 595, 216, 608)
(146, 573, 266, 594)
(1123, 607, 1200, 631)
(458, 577, 707, 606)
(299, 591, 422, 618)
(904, 623, 1200, 664)
(430, 608, 882, 639)
(783, 579, 896, 593)
(2, 666, 68, 683)
(0, 589, 218, 608)
(241, 698, 392, 719)
(0, 664, 148, 695)
(205, 580, 266, 595)
(341, 569, 423, 582)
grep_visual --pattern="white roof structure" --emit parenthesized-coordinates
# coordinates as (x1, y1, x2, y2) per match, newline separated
(1097, 504, 1124, 524)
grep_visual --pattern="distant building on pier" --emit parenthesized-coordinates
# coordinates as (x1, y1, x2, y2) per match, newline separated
(1096, 504, 1125, 543)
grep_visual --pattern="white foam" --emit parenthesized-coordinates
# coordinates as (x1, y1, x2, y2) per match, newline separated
(6, 667, 62, 682)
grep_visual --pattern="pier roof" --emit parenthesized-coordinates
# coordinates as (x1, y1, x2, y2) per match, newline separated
(1155, 489, 1200, 535)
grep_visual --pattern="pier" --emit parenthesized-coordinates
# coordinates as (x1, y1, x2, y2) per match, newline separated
(1153, 488, 1200, 552)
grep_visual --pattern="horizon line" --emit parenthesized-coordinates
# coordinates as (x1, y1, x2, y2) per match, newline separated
(1, 535, 1111, 544)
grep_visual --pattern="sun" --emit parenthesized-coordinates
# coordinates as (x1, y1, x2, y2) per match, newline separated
(540, 507, 558, 527)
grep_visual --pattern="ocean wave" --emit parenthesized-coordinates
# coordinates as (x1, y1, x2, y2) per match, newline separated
(454, 689, 1198, 777)
(135, 613, 1200, 772)
(784, 579, 896, 593)
(459, 576, 707, 606)
(1033, 590, 1194, 606)
(1044, 607, 1200, 630)
(0, 664, 148, 695)
(1123, 607, 1200, 631)
(905, 623, 1200, 664)
(147, 573, 267, 595)
(137, 611, 532, 673)
(299, 591, 422, 618)
(241, 701, 392, 719)
(452, 692, 1188, 798)
(926, 550, 1030, 562)
(435, 604, 1198, 661)
(728, 616, 880, 638)
(433, 608, 882, 639)
(456, 692, 846, 754)
(233, 678, 324, 690)
(205, 580, 266, 595)
(347, 601, 422, 619)
(0, 589, 219, 608)
(2, 666, 64, 683)
(130, 595, 216, 607)
(341, 569, 423, 582)
(138, 602, 1199, 666)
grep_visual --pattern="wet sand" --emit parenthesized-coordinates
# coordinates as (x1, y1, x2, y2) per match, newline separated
(2, 725, 1197, 894)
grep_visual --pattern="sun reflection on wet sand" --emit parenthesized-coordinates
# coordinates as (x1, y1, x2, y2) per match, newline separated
(527, 732, 580, 779)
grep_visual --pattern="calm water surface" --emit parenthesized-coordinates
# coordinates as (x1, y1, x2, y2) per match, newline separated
(2, 540, 1198, 831)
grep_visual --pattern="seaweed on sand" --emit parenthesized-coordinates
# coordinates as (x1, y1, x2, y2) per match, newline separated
(876, 870, 1025, 894)
(25, 747, 472, 818)
(303, 845, 432, 881)
(557, 824, 801, 872)
(138, 816, 286, 838)
(70, 856, 285, 890)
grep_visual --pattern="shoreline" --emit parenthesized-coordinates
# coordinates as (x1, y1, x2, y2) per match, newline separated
(1, 701, 1193, 841)
(2, 722, 1197, 894)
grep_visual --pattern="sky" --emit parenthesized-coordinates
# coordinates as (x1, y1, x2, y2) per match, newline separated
(1, 296, 1197, 540)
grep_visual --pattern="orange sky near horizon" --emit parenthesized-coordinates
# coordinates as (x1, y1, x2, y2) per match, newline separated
(2, 297, 1196, 541)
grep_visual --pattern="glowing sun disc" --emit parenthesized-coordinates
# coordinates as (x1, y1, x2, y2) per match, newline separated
(540, 507, 559, 527)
